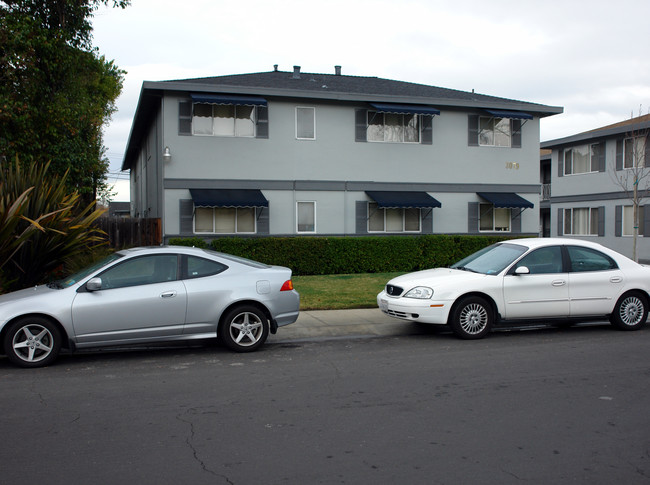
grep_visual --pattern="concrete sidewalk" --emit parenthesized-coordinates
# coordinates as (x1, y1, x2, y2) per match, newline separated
(269, 308, 421, 342)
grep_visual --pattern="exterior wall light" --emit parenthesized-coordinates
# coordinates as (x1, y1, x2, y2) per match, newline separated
(162, 146, 172, 163)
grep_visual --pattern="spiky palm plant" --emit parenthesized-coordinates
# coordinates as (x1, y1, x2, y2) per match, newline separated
(0, 159, 107, 292)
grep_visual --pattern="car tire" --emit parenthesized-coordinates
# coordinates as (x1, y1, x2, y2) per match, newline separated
(3, 316, 62, 368)
(220, 305, 269, 352)
(610, 292, 648, 331)
(449, 296, 493, 339)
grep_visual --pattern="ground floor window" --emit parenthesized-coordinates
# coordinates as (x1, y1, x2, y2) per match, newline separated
(297, 201, 316, 233)
(194, 207, 256, 234)
(479, 204, 511, 231)
(564, 207, 598, 235)
(368, 203, 421, 232)
(623, 205, 645, 236)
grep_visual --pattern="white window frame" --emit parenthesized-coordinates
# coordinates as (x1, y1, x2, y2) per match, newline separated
(366, 111, 421, 144)
(564, 144, 599, 175)
(193, 207, 257, 234)
(191, 103, 257, 138)
(624, 136, 646, 169)
(295, 107, 316, 140)
(367, 203, 421, 233)
(478, 204, 511, 232)
(622, 205, 644, 237)
(296, 201, 316, 233)
(478, 117, 511, 147)
(564, 207, 598, 236)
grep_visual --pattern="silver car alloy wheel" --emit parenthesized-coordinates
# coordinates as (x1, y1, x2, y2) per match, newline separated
(459, 303, 489, 335)
(618, 295, 644, 326)
(228, 311, 265, 347)
(12, 323, 55, 364)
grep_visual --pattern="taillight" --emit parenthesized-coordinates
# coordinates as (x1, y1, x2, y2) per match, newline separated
(280, 280, 294, 291)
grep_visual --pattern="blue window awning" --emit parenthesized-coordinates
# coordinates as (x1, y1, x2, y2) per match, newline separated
(369, 103, 440, 116)
(190, 93, 267, 106)
(366, 191, 442, 209)
(190, 189, 268, 208)
(484, 109, 533, 120)
(477, 192, 533, 209)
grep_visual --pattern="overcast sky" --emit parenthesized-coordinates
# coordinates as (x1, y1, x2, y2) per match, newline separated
(91, 0, 650, 200)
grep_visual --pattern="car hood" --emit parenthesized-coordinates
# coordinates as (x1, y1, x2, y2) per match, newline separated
(387, 268, 489, 290)
(0, 284, 57, 305)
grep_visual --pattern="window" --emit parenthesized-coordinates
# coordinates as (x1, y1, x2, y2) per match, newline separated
(296, 107, 315, 139)
(194, 207, 256, 234)
(566, 246, 618, 272)
(564, 208, 599, 236)
(367, 111, 420, 143)
(192, 103, 257, 137)
(479, 204, 511, 232)
(479, 117, 511, 147)
(183, 255, 227, 279)
(368, 203, 421, 232)
(564, 144, 599, 175)
(99, 255, 178, 289)
(624, 136, 647, 169)
(513, 246, 564, 274)
(623, 205, 645, 236)
(297, 201, 316, 233)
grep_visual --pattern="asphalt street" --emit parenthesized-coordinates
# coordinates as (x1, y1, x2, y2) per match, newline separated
(1, 311, 649, 485)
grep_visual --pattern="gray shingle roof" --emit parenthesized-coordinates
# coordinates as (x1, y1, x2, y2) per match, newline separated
(152, 68, 561, 114)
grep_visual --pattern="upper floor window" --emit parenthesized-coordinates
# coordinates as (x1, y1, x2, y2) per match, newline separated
(468, 114, 523, 148)
(296, 107, 315, 140)
(367, 111, 420, 143)
(368, 203, 421, 232)
(479, 117, 511, 147)
(356, 108, 434, 145)
(564, 207, 599, 236)
(479, 204, 511, 232)
(193, 103, 257, 137)
(179, 97, 269, 139)
(564, 144, 599, 175)
(624, 135, 647, 169)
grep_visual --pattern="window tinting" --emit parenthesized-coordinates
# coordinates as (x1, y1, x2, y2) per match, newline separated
(184, 255, 227, 279)
(99, 255, 178, 289)
(567, 246, 618, 272)
(514, 246, 563, 274)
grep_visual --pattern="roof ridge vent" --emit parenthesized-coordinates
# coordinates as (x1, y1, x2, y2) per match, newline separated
(292, 65, 301, 79)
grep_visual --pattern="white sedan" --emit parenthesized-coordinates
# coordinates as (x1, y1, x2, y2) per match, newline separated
(377, 238, 650, 339)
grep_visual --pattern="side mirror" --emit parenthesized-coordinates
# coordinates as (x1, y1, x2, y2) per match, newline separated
(514, 266, 530, 276)
(86, 277, 103, 292)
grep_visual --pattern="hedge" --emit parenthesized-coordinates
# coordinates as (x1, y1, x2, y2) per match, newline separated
(168, 235, 517, 276)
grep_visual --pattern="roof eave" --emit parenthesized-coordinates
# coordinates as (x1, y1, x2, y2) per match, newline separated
(542, 119, 650, 148)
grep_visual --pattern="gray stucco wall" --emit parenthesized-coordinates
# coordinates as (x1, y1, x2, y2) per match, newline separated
(135, 93, 542, 239)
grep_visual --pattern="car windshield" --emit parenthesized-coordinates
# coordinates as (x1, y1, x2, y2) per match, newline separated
(55, 253, 124, 288)
(451, 243, 528, 275)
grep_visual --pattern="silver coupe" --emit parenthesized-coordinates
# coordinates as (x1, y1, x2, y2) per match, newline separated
(0, 246, 300, 367)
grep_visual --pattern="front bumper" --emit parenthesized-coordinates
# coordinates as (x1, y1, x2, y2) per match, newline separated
(377, 291, 451, 325)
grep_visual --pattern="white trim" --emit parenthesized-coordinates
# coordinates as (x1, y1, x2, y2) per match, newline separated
(296, 201, 317, 233)
(295, 106, 316, 140)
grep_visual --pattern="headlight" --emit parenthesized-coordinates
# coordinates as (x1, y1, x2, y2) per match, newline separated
(403, 286, 433, 299)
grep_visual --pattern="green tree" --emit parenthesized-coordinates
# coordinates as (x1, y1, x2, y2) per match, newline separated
(0, 0, 130, 204)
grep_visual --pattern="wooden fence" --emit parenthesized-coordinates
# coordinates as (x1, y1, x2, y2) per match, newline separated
(95, 217, 162, 248)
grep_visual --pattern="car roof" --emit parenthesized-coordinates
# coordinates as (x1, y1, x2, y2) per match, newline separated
(503, 237, 637, 263)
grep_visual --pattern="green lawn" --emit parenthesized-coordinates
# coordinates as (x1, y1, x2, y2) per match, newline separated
(293, 272, 404, 310)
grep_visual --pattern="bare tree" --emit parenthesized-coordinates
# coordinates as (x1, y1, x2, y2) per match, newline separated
(611, 110, 650, 261)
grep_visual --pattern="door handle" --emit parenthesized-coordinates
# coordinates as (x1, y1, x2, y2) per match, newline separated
(610, 276, 623, 283)
(551, 280, 566, 287)
(160, 291, 177, 298)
